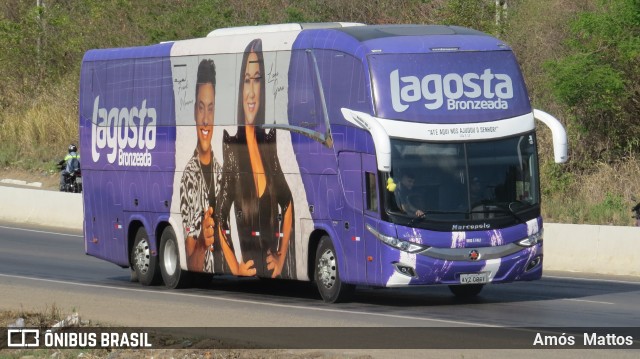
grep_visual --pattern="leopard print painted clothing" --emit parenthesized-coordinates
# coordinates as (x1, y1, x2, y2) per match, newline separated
(180, 150, 221, 272)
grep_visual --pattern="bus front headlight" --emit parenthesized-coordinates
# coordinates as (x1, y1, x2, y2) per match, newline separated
(517, 229, 544, 247)
(366, 224, 429, 253)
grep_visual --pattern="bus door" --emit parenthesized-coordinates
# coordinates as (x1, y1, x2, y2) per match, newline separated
(338, 152, 383, 285)
(337, 151, 367, 282)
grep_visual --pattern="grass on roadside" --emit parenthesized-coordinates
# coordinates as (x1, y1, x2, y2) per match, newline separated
(0, 304, 112, 359)
(0, 303, 64, 328)
(0, 73, 79, 172)
(541, 156, 640, 225)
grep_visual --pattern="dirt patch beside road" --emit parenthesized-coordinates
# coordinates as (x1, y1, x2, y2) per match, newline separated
(1, 167, 59, 190)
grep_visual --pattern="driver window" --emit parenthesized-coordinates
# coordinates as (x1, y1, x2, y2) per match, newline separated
(365, 172, 378, 212)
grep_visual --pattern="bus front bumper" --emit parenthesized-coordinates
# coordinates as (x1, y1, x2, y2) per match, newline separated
(381, 242, 543, 287)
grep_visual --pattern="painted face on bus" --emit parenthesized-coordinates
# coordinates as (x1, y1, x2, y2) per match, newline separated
(195, 82, 215, 155)
(243, 52, 261, 125)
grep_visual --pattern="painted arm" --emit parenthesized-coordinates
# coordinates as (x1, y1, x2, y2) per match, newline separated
(186, 207, 214, 271)
(267, 201, 292, 278)
(218, 226, 256, 276)
(266, 135, 294, 278)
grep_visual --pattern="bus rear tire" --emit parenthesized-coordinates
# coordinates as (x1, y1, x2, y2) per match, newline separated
(448, 284, 484, 298)
(159, 226, 193, 289)
(131, 227, 161, 286)
(314, 236, 354, 303)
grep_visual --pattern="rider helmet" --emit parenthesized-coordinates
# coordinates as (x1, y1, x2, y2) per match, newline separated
(68, 144, 78, 153)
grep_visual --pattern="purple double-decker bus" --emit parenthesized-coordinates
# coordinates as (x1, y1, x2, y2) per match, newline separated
(79, 23, 567, 302)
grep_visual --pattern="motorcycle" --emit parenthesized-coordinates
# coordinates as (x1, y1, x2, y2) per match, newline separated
(632, 199, 640, 227)
(57, 161, 82, 193)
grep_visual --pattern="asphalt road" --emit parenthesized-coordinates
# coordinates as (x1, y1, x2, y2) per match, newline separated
(1, 221, 639, 355)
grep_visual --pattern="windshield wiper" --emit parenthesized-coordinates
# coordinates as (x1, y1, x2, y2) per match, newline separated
(508, 200, 533, 210)
(407, 214, 426, 227)
(471, 201, 529, 223)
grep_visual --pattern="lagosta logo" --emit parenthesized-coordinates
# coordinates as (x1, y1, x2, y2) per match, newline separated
(91, 96, 156, 167)
(390, 69, 513, 112)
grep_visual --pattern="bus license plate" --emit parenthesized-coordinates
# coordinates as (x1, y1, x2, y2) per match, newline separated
(459, 272, 489, 284)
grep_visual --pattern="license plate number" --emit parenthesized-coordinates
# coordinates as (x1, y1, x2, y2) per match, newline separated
(76, 177, 82, 184)
(459, 272, 489, 284)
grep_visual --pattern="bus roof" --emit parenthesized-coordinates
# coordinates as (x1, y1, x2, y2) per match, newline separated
(337, 24, 490, 41)
(302, 25, 510, 56)
(82, 42, 173, 62)
(82, 24, 510, 63)
(206, 22, 364, 37)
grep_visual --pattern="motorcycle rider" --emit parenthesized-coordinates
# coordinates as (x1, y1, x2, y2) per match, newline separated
(59, 144, 81, 191)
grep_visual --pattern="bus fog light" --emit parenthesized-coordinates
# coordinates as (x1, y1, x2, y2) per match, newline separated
(393, 262, 416, 277)
(526, 256, 541, 271)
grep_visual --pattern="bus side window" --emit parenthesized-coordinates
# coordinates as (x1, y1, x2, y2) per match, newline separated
(365, 172, 378, 213)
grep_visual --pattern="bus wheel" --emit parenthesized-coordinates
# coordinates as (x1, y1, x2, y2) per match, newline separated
(131, 227, 161, 286)
(448, 284, 484, 298)
(159, 226, 193, 289)
(315, 236, 354, 303)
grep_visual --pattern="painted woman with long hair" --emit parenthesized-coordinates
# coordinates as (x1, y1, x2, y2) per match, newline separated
(215, 38, 296, 278)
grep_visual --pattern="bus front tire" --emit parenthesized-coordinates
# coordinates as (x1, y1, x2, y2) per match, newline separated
(448, 284, 484, 298)
(159, 226, 193, 289)
(314, 236, 355, 303)
(130, 227, 161, 286)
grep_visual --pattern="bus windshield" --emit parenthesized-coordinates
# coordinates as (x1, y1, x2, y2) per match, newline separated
(384, 133, 540, 229)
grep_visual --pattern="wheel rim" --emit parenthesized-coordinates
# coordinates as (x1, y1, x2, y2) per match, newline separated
(133, 238, 150, 275)
(163, 239, 178, 276)
(317, 248, 337, 289)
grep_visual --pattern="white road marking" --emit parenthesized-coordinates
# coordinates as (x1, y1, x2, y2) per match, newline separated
(545, 275, 640, 286)
(0, 273, 498, 328)
(562, 298, 614, 305)
(0, 225, 82, 238)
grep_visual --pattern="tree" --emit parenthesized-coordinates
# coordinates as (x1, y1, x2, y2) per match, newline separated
(546, 0, 640, 164)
